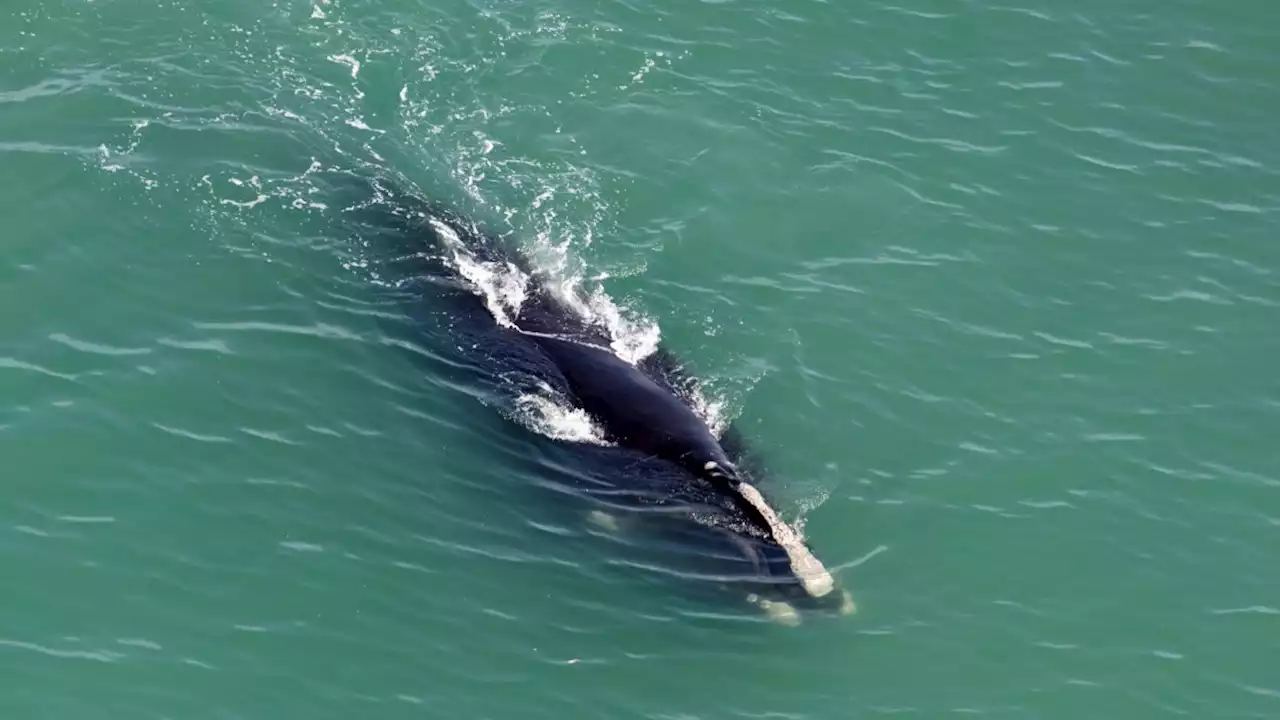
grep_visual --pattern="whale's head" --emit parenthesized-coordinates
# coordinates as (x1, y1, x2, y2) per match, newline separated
(700, 460, 855, 621)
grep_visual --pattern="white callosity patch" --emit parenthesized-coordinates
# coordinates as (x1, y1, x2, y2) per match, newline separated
(704, 464, 836, 599)
(735, 482, 835, 598)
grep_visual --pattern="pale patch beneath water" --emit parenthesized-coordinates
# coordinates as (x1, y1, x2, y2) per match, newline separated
(748, 593, 801, 627)
(585, 509, 621, 533)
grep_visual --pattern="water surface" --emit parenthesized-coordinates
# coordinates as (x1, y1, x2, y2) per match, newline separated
(2, 0, 1278, 717)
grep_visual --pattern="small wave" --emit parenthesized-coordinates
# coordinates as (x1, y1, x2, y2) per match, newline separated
(0, 638, 124, 663)
(151, 423, 235, 444)
(0, 357, 81, 382)
(155, 337, 235, 355)
(191, 319, 365, 342)
(47, 333, 151, 357)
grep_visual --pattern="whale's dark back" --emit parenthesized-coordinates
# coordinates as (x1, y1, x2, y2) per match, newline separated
(335, 175, 838, 610)
(528, 335, 731, 471)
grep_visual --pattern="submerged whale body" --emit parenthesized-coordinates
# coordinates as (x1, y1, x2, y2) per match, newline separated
(346, 177, 852, 620)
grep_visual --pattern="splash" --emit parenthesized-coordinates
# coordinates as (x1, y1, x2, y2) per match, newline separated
(429, 217, 529, 329)
(431, 200, 662, 369)
(426, 200, 734, 442)
(509, 382, 612, 446)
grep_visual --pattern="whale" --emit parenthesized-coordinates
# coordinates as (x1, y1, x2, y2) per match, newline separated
(341, 175, 854, 622)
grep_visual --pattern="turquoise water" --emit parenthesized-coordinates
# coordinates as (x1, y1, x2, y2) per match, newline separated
(3, 0, 1278, 717)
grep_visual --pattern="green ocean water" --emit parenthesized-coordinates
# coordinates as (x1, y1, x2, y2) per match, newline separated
(3, 0, 1278, 717)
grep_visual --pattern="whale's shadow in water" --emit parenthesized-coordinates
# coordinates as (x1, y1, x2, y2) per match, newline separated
(328, 171, 854, 624)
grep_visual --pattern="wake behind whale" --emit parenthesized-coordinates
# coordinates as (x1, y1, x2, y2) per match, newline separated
(340, 175, 854, 623)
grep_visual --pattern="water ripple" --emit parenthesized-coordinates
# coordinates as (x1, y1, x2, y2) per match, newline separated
(151, 423, 235, 443)
(2, 0, 1276, 717)
(0, 356, 82, 381)
(47, 333, 152, 357)
(0, 638, 124, 663)
(190, 320, 366, 342)
(155, 336, 235, 355)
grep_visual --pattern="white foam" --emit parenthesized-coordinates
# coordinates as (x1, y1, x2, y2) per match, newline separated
(509, 383, 611, 446)
(432, 212, 669, 374)
(432, 218, 528, 329)
(328, 54, 361, 79)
